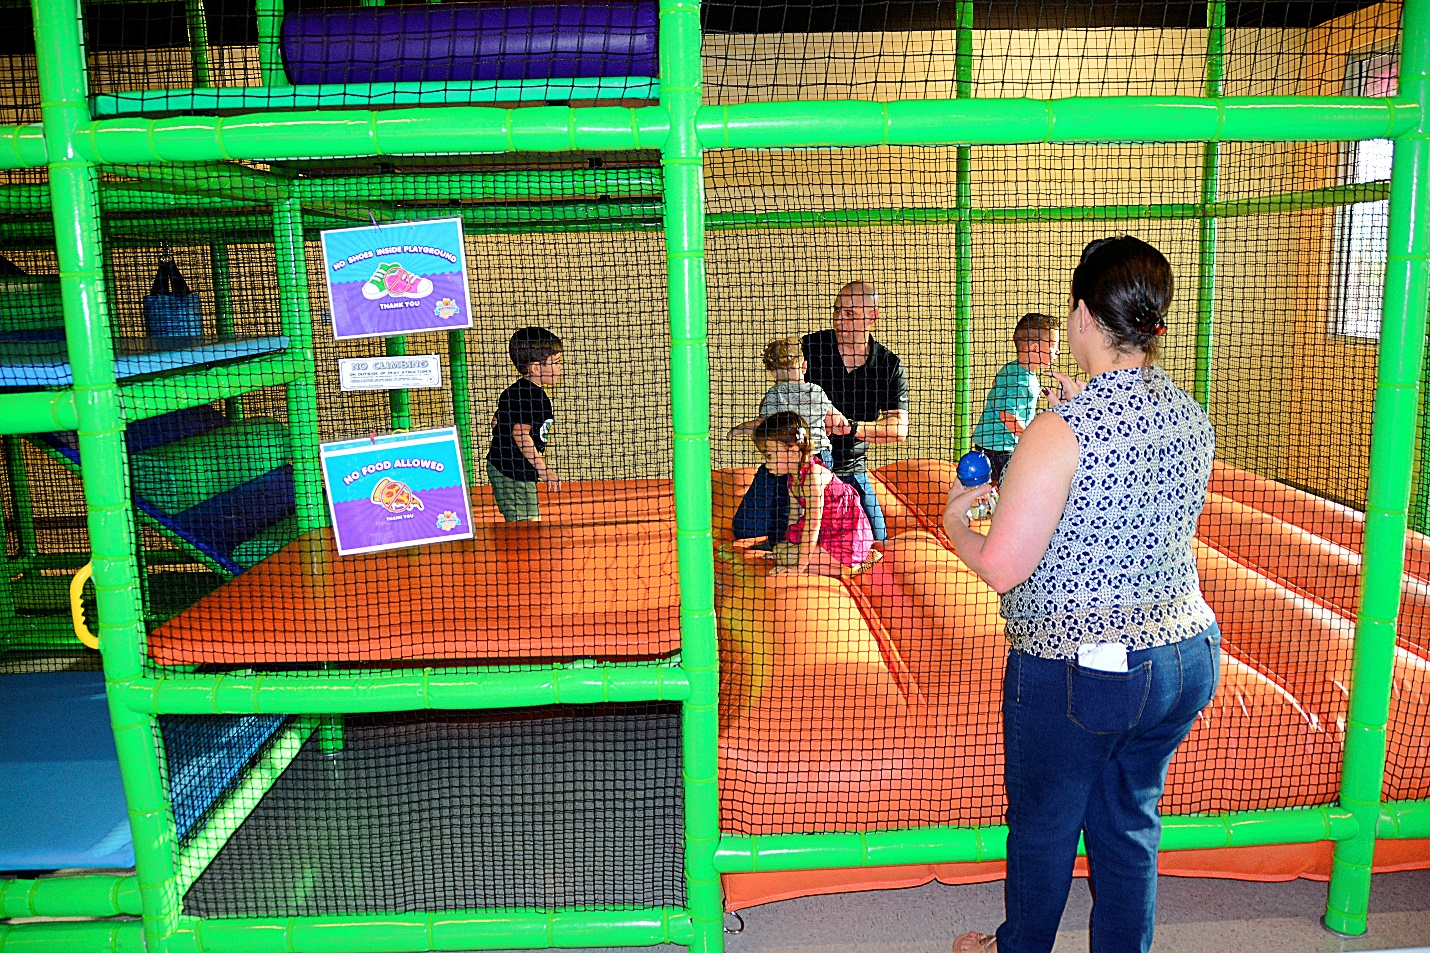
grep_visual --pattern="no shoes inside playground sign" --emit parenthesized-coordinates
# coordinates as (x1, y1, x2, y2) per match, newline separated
(320, 217, 474, 340)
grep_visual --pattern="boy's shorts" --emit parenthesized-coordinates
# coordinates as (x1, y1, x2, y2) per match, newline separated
(487, 462, 539, 522)
(974, 445, 1013, 486)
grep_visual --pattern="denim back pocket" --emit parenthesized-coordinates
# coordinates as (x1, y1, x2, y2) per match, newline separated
(1066, 660, 1153, 734)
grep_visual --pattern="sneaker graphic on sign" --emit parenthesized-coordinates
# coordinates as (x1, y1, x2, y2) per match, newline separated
(361, 262, 435, 300)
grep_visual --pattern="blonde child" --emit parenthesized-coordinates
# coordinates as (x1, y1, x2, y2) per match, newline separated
(727, 338, 848, 469)
(972, 313, 1060, 484)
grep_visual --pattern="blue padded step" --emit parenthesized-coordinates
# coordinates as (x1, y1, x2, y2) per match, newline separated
(0, 671, 134, 869)
(159, 467, 296, 575)
(35, 408, 297, 576)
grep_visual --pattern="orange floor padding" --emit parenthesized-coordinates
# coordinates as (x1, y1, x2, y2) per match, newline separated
(148, 480, 681, 664)
(717, 459, 1430, 909)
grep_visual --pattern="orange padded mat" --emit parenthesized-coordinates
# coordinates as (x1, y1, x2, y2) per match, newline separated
(716, 460, 1430, 909)
(148, 480, 680, 665)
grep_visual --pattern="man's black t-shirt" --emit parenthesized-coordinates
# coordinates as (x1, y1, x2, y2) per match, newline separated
(486, 377, 554, 482)
(802, 329, 909, 476)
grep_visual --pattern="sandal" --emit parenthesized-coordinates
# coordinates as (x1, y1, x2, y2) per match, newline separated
(953, 932, 997, 953)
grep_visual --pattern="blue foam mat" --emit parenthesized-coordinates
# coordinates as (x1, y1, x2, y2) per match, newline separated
(0, 671, 134, 869)
(0, 334, 288, 388)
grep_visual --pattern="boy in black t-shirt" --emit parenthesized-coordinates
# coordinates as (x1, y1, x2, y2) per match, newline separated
(486, 327, 563, 521)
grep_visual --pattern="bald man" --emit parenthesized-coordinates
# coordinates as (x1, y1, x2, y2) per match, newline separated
(733, 281, 909, 548)
(801, 281, 909, 540)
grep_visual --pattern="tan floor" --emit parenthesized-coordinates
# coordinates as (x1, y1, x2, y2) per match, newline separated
(519, 870, 1430, 953)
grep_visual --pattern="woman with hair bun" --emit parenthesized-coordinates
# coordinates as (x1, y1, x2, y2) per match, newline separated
(945, 236, 1220, 953)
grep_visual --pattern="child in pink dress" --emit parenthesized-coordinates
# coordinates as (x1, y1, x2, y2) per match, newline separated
(751, 412, 875, 576)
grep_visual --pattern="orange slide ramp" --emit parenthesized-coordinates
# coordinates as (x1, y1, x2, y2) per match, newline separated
(717, 460, 1430, 909)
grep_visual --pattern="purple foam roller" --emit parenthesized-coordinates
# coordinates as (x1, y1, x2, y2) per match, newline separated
(281, 1, 659, 85)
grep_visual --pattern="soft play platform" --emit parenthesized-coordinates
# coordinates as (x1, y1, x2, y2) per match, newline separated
(0, 334, 289, 389)
(148, 480, 681, 664)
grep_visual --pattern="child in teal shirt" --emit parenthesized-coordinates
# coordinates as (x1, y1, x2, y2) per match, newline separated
(972, 313, 1059, 484)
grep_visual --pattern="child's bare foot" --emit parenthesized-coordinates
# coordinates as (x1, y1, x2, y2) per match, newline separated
(953, 932, 996, 953)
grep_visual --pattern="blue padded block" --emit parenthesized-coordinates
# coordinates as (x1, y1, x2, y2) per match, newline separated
(162, 715, 288, 839)
(155, 467, 296, 575)
(0, 334, 288, 388)
(0, 671, 134, 869)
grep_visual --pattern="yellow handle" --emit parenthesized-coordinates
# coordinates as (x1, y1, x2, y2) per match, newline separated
(70, 561, 97, 650)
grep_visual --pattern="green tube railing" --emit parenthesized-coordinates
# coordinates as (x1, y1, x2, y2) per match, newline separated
(952, 0, 974, 453)
(1193, 0, 1225, 409)
(386, 335, 412, 430)
(185, 908, 693, 953)
(697, 97, 1420, 149)
(715, 805, 1358, 873)
(0, 390, 79, 432)
(0, 920, 146, 953)
(449, 329, 476, 477)
(173, 717, 318, 897)
(0, 123, 49, 169)
(1324, 0, 1430, 934)
(0, 874, 144, 919)
(107, 659, 692, 714)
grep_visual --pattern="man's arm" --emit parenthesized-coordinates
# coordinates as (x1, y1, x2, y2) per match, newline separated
(854, 410, 908, 443)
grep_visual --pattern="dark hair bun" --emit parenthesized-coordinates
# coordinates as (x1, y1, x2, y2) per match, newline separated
(1072, 236, 1173, 354)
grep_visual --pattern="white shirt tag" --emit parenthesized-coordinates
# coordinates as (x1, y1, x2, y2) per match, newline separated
(1077, 642, 1129, 673)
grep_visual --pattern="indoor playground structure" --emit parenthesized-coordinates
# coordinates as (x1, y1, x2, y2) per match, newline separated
(4, 0, 1430, 950)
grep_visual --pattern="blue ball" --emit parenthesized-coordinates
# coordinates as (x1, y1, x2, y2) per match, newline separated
(957, 450, 992, 487)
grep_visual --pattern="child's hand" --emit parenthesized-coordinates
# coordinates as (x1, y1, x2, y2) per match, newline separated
(540, 469, 562, 491)
(826, 410, 852, 435)
(725, 426, 744, 440)
(1044, 371, 1086, 408)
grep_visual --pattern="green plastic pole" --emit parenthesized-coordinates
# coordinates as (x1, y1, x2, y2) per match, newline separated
(0, 123, 48, 169)
(1194, 0, 1224, 409)
(210, 243, 242, 418)
(5, 437, 38, 556)
(1, 875, 144, 919)
(952, 0, 973, 452)
(1325, 0, 1430, 933)
(448, 330, 475, 478)
(174, 717, 318, 897)
(714, 804, 1359, 872)
(1377, 798, 1430, 838)
(256, 0, 289, 87)
(183, 0, 211, 87)
(0, 391, 78, 432)
(658, 0, 721, 947)
(386, 336, 411, 430)
(31, 2, 184, 951)
(0, 919, 147, 953)
(107, 658, 692, 714)
(272, 195, 328, 533)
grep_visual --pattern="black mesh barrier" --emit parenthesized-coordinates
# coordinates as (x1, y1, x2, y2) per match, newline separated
(177, 705, 685, 917)
(702, 138, 1430, 836)
(703, 0, 1402, 102)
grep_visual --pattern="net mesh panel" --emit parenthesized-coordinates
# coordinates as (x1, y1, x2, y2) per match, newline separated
(703, 0, 1402, 102)
(93, 154, 676, 670)
(168, 704, 684, 917)
(705, 135, 1421, 834)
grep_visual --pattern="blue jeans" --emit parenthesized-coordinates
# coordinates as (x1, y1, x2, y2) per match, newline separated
(997, 623, 1221, 953)
(731, 450, 834, 547)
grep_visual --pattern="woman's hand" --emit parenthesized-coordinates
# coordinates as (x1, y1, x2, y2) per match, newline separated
(1044, 371, 1086, 408)
(944, 480, 997, 532)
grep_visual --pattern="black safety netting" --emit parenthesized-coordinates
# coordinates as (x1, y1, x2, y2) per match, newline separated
(45, 154, 683, 673)
(703, 0, 1403, 103)
(705, 135, 1429, 837)
(164, 704, 684, 918)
